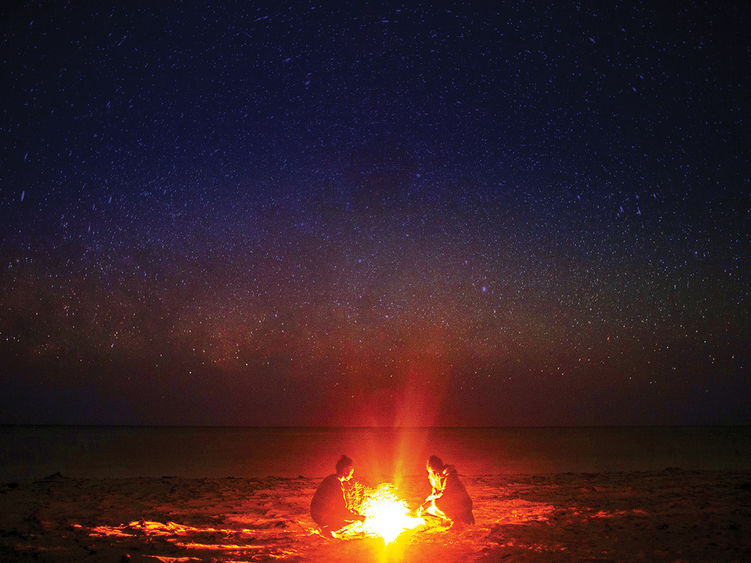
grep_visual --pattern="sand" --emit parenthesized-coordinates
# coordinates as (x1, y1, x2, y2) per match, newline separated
(1, 469, 750, 561)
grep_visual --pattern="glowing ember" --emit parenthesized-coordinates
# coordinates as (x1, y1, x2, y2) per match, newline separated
(348, 483, 424, 544)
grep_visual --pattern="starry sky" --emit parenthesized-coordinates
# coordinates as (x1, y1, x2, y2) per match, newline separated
(1, 2, 749, 426)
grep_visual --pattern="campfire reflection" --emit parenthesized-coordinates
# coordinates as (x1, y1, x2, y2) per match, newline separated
(75, 520, 301, 559)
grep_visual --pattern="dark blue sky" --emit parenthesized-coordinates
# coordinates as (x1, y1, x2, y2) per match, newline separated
(1, 2, 748, 426)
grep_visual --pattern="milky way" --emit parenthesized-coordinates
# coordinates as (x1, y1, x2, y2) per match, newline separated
(1, 3, 748, 425)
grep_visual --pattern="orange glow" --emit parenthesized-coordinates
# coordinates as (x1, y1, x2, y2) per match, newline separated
(424, 501, 448, 520)
(84, 520, 255, 537)
(341, 483, 424, 544)
(76, 519, 301, 559)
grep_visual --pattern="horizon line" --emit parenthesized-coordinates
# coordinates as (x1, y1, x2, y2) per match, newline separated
(1, 423, 749, 429)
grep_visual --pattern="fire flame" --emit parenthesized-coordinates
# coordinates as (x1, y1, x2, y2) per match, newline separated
(346, 483, 424, 544)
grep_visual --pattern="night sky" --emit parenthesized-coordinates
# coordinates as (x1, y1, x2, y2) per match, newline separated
(1, 2, 749, 426)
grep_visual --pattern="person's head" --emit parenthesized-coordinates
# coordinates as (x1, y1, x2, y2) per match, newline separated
(427, 455, 444, 474)
(336, 455, 354, 481)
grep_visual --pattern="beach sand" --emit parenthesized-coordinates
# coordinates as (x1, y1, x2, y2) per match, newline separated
(1, 469, 750, 561)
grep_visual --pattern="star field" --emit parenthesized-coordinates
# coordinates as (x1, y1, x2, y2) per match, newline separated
(1, 2, 749, 426)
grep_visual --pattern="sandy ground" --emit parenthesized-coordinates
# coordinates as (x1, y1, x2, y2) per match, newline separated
(1, 469, 750, 561)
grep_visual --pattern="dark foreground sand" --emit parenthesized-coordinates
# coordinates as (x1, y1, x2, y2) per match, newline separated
(1, 469, 750, 561)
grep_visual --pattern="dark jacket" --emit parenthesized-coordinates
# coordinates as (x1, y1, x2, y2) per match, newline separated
(434, 465, 474, 525)
(310, 474, 359, 530)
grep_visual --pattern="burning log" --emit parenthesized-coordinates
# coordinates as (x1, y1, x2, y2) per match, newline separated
(338, 483, 424, 544)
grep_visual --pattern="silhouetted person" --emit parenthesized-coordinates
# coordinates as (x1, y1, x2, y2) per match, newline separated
(418, 455, 474, 526)
(310, 455, 365, 537)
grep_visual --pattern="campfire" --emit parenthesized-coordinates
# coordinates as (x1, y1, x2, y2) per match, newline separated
(339, 482, 424, 544)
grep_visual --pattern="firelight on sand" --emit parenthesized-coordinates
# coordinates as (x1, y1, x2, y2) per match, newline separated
(341, 483, 424, 544)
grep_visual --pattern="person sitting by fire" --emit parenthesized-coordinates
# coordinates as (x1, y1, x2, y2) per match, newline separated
(418, 455, 474, 526)
(310, 455, 366, 537)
